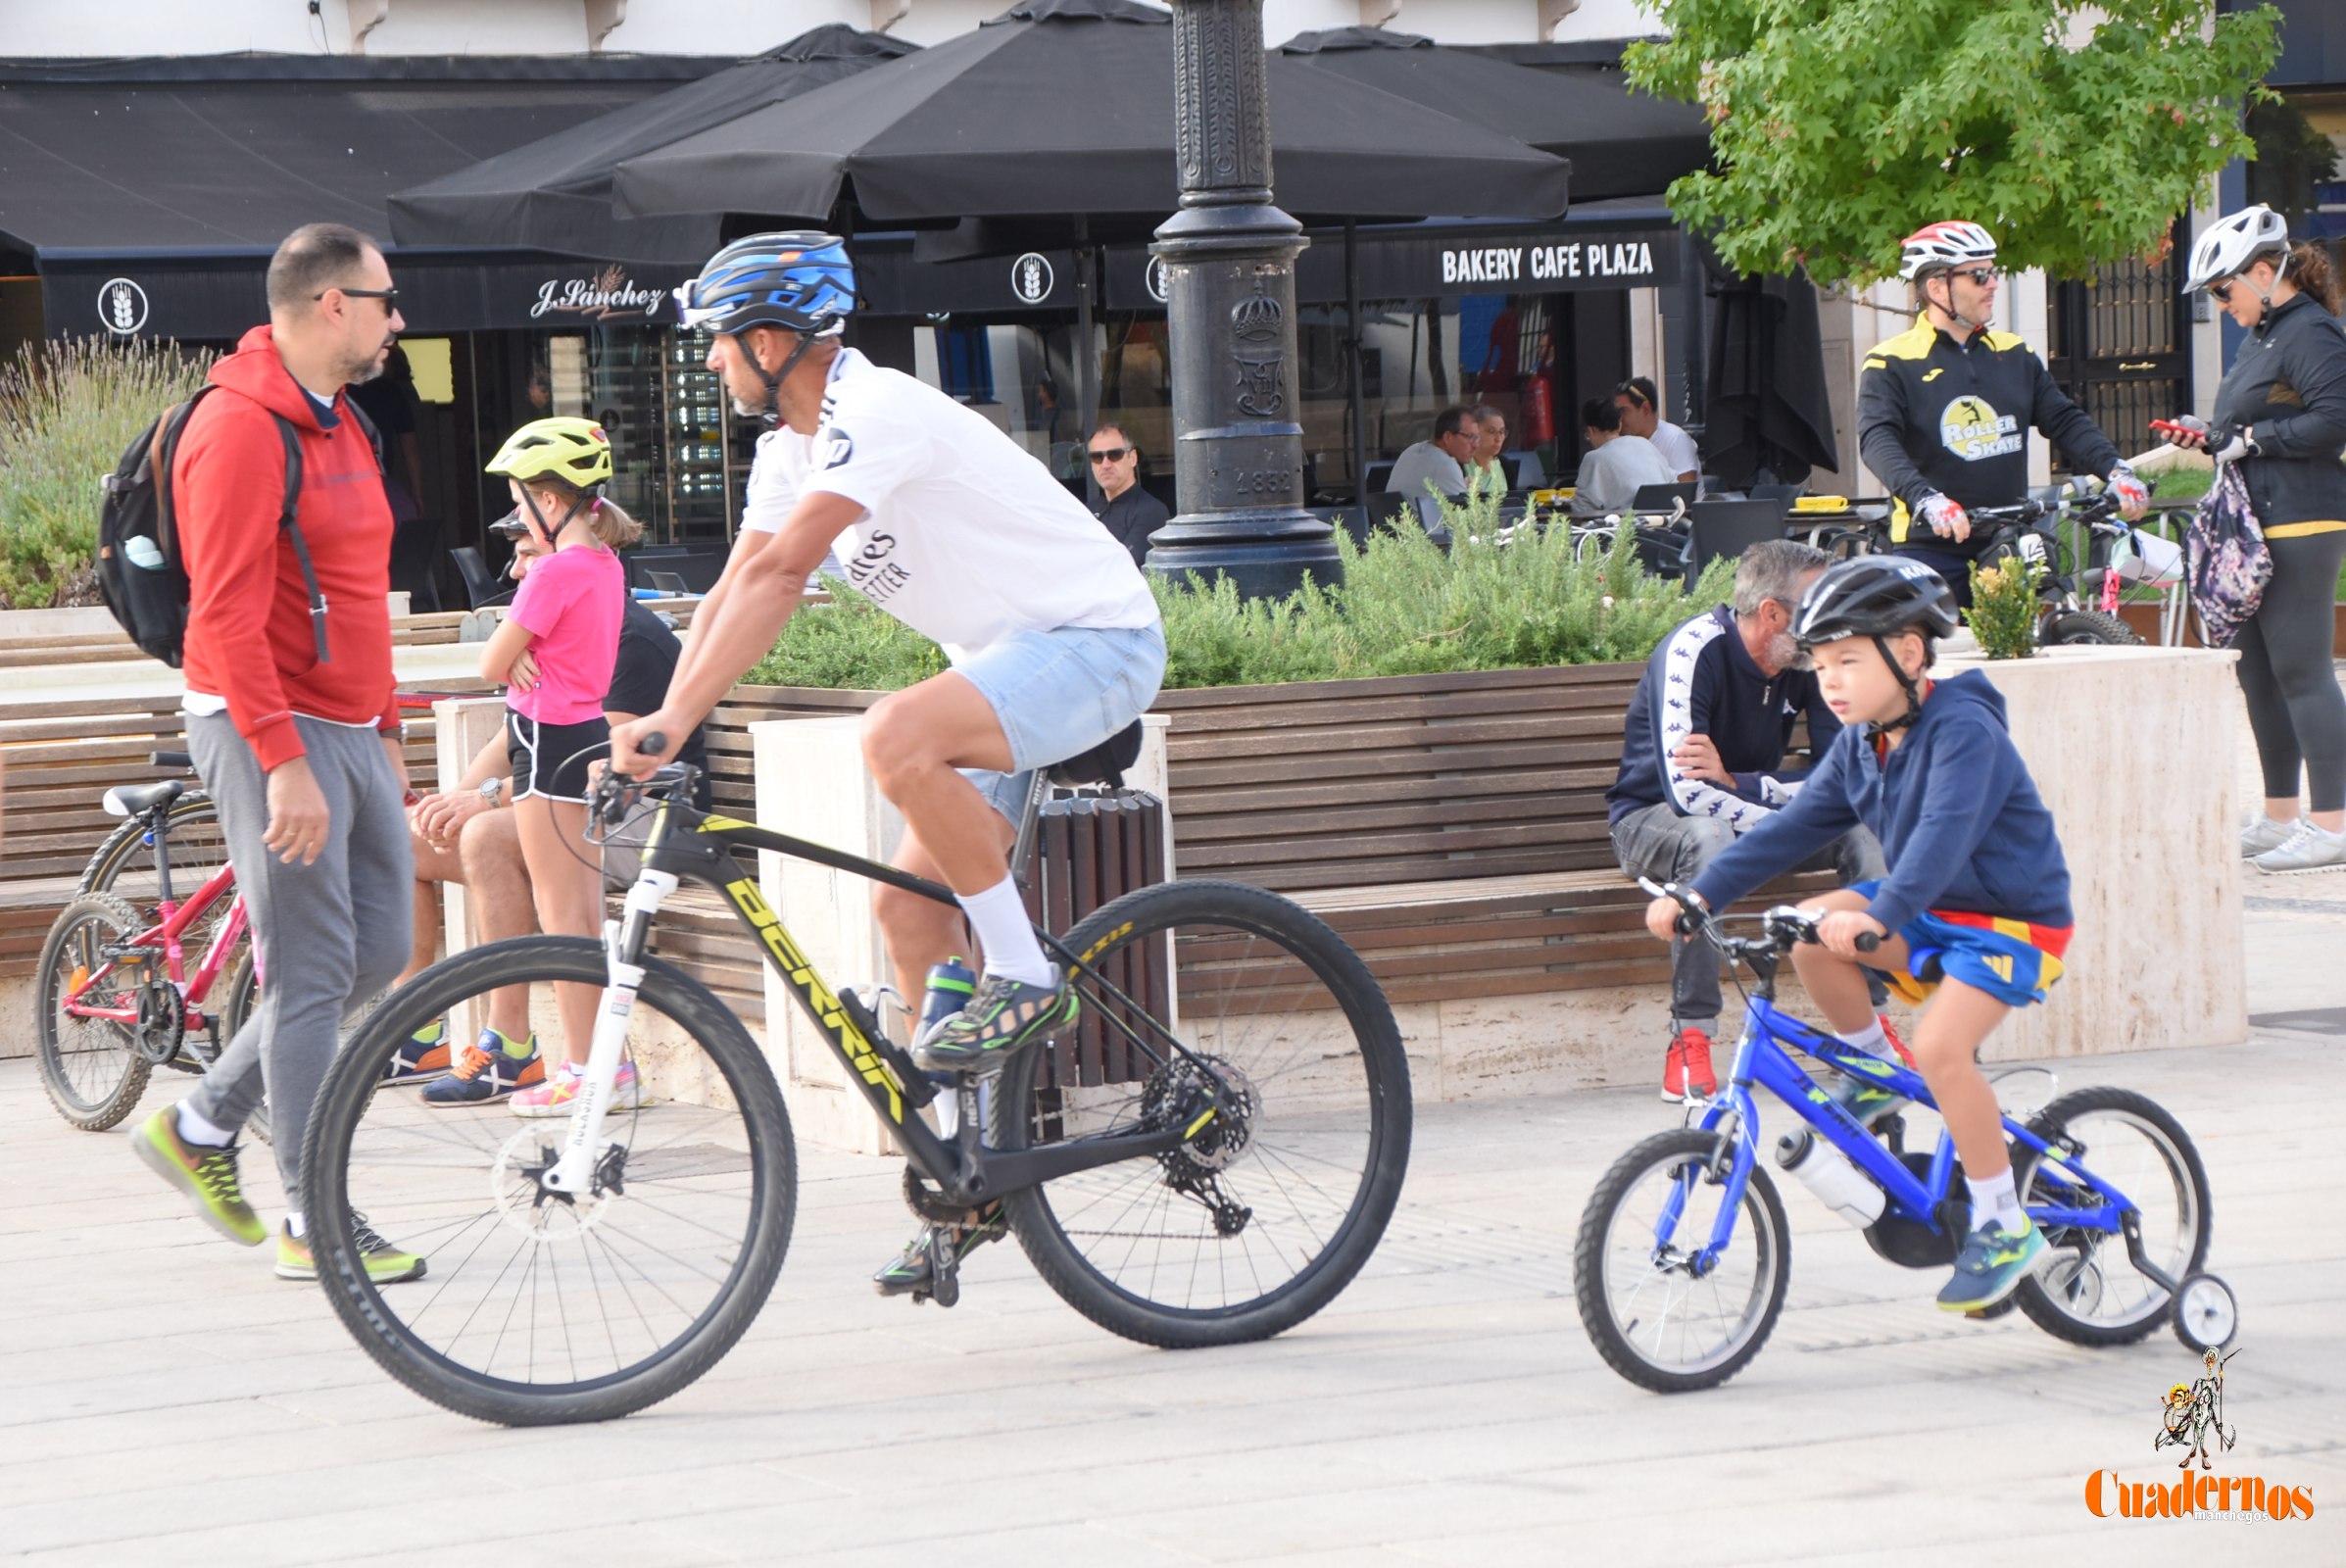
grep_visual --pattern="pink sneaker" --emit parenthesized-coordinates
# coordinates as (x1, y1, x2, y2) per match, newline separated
(509, 1058, 646, 1119)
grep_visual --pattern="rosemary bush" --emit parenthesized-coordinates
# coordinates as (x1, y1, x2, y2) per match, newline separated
(746, 498, 1731, 692)
(0, 336, 210, 610)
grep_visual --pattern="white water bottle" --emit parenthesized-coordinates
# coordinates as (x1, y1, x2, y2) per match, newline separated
(1775, 1131, 1886, 1228)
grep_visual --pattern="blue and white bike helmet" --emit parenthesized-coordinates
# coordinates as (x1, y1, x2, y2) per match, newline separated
(679, 232, 855, 418)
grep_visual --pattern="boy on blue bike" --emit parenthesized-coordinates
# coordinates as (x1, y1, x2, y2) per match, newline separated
(1641, 555, 2074, 1313)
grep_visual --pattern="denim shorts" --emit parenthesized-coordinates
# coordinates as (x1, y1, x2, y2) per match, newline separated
(954, 622, 1166, 821)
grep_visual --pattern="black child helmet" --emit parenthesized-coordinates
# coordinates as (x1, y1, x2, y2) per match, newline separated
(1793, 557, 1960, 734)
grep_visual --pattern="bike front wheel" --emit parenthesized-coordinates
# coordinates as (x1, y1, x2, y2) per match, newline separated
(1576, 1129, 1790, 1393)
(996, 879, 1412, 1348)
(302, 936, 796, 1426)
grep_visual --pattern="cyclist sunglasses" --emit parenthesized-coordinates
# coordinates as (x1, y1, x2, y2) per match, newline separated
(1088, 446, 1132, 464)
(318, 285, 400, 309)
(2206, 278, 2235, 304)
(1946, 267, 2000, 286)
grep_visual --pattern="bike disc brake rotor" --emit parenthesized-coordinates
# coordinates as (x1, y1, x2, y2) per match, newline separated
(490, 1128, 614, 1242)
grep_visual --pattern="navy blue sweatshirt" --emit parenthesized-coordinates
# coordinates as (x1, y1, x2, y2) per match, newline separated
(1689, 670, 2072, 932)
(1607, 606, 1846, 829)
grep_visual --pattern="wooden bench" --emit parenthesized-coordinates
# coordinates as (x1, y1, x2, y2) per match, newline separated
(0, 690, 466, 978)
(1153, 664, 1827, 1007)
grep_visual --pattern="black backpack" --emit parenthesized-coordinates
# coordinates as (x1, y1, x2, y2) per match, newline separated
(96, 387, 376, 669)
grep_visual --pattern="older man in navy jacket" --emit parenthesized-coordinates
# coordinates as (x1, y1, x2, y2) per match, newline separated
(1606, 539, 1893, 1102)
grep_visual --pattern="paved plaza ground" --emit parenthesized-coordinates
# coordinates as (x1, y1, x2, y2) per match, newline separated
(3, 892, 2340, 1564)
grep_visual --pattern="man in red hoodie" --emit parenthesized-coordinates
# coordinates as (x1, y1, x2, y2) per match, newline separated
(129, 223, 426, 1285)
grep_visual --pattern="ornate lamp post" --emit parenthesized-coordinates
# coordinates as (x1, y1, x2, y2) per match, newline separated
(1142, 0, 1341, 598)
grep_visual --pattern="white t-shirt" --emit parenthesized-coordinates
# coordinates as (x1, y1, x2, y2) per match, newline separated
(1649, 419, 1701, 478)
(740, 350, 1158, 659)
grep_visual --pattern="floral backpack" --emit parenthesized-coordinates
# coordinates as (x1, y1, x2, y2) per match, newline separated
(2182, 464, 2273, 649)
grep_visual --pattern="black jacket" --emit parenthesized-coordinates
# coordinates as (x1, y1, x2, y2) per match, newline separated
(1094, 483, 1170, 566)
(1858, 318, 2121, 553)
(2211, 291, 2346, 534)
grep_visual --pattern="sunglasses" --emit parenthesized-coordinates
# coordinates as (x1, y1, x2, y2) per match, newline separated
(1945, 267, 1999, 287)
(2207, 278, 2235, 304)
(318, 285, 400, 310)
(1088, 446, 1131, 464)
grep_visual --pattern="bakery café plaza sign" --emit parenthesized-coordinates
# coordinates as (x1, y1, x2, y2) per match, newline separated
(529, 266, 668, 322)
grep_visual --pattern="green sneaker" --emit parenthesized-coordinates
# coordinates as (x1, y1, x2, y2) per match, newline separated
(871, 1204, 1007, 1297)
(1937, 1215, 2048, 1313)
(275, 1215, 426, 1285)
(130, 1106, 266, 1246)
(909, 968, 1077, 1074)
(1830, 1052, 1911, 1128)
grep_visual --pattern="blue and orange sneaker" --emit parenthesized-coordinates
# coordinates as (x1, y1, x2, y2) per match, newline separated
(1937, 1215, 2048, 1313)
(382, 1020, 453, 1085)
(420, 1029, 543, 1107)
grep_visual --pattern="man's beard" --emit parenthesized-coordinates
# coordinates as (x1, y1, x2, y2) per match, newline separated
(339, 336, 395, 386)
(1766, 630, 1800, 671)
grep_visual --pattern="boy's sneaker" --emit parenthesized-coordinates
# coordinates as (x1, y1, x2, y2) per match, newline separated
(382, 1020, 453, 1085)
(1661, 1027, 1717, 1103)
(1936, 1215, 2049, 1313)
(2252, 818, 2346, 876)
(275, 1214, 426, 1284)
(510, 1058, 646, 1119)
(2241, 814, 2299, 859)
(420, 1030, 544, 1107)
(911, 968, 1078, 1074)
(1830, 1050, 1910, 1127)
(872, 1203, 1007, 1296)
(129, 1106, 267, 1246)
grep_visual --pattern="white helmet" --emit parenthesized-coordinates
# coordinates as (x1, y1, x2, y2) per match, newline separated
(1899, 220, 1998, 281)
(2181, 205, 2289, 295)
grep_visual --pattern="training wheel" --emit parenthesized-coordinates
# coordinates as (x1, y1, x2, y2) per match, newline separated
(2171, 1272, 2237, 1353)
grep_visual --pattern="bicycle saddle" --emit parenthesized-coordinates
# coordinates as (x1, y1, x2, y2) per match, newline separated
(102, 779, 185, 819)
(1046, 719, 1144, 789)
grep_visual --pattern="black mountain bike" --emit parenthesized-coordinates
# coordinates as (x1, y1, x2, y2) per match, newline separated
(302, 749, 1412, 1426)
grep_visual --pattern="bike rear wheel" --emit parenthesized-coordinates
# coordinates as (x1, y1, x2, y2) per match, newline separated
(996, 880, 1411, 1348)
(34, 894, 156, 1131)
(2043, 609, 2141, 647)
(2013, 1087, 2210, 1347)
(1576, 1129, 1790, 1393)
(302, 936, 796, 1426)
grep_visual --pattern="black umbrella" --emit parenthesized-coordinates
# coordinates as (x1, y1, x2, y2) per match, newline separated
(388, 24, 913, 265)
(608, 0, 1568, 496)
(1277, 26, 1711, 203)
(1700, 240, 1839, 491)
(608, 0, 1570, 232)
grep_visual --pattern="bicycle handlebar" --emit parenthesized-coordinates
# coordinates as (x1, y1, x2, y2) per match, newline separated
(1638, 877, 1880, 954)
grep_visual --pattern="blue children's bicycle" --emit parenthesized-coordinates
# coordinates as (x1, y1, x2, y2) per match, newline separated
(1575, 883, 2238, 1394)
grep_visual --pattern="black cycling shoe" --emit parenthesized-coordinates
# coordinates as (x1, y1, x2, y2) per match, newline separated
(871, 1204, 1007, 1298)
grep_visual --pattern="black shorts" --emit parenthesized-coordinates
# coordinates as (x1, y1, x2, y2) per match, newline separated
(506, 710, 609, 803)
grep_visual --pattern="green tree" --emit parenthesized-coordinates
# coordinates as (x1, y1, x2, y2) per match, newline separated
(1627, 0, 2281, 284)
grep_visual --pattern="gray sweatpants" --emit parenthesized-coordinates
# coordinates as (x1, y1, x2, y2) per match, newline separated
(184, 712, 413, 1209)
(1610, 801, 1888, 1029)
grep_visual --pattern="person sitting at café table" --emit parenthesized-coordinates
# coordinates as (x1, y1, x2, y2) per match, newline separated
(1468, 403, 1510, 497)
(1570, 396, 1680, 518)
(1616, 375, 1700, 484)
(1385, 406, 1481, 502)
(1086, 421, 1169, 567)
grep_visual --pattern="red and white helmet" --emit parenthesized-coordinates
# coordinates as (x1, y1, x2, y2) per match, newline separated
(1899, 220, 1998, 281)
(2181, 205, 2289, 295)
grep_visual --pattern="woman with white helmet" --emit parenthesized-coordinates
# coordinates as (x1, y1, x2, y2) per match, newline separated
(2171, 208, 2346, 873)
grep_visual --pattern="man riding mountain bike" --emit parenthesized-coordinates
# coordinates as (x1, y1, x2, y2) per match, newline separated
(606, 233, 1166, 1298)
(1860, 220, 2148, 606)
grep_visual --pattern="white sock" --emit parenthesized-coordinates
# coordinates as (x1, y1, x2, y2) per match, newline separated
(284, 1210, 306, 1239)
(175, 1101, 232, 1148)
(955, 875, 1054, 988)
(1835, 1017, 1889, 1057)
(1966, 1169, 2025, 1233)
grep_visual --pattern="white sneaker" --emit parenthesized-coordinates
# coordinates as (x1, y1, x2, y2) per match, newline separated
(2241, 815, 2299, 858)
(2252, 818, 2346, 875)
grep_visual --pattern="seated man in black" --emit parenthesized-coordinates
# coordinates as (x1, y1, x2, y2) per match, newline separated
(1087, 421, 1169, 567)
(1606, 538, 1896, 1103)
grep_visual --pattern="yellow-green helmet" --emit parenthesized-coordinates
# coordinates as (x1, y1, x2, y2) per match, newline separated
(486, 416, 611, 489)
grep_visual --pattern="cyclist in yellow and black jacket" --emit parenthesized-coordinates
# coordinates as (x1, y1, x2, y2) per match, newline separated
(1859, 221, 2147, 606)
